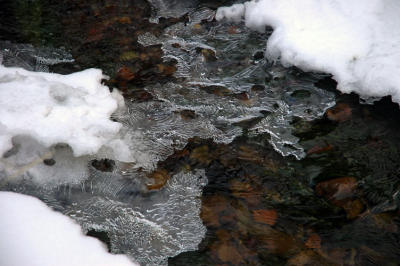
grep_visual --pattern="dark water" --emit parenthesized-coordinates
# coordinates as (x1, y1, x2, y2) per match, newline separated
(1, 0, 400, 265)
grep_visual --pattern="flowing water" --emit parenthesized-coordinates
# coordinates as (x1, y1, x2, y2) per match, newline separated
(1, 0, 400, 265)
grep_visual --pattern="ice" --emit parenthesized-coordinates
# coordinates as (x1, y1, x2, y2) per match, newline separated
(138, 8, 335, 159)
(0, 191, 137, 266)
(147, 0, 197, 23)
(0, 41, 74, 72)
(217, 0, 400, 104)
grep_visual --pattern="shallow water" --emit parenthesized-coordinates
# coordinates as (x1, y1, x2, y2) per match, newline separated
(1, 0, 400, 265)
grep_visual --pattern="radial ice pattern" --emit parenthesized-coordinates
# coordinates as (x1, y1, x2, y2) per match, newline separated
(0, 41, 74, 72)
(138, 8, 335, 159)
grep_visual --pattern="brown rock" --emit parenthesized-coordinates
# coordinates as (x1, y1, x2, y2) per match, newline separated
(253, 209, 278, 226)
(118, 16, 132, 24)
(146, 169, 170, 190)
(237, 146, 263, 163)
(307, 144, 333, 155)
(201, 195, 230, 227)
(326, 103, 352, 122)
(230, 180, 261, 206)
(343, 199, 364, 219)
(117, 66, 136, 81)
(234, 92, 250, 101)
(315, 177, 357, 206)
(190, 145, 212, 165)
(217, 243, 243, 265)
(258, 230, 299, 255)
(305, 234, 321, 249)
(227, 26, 239, 34)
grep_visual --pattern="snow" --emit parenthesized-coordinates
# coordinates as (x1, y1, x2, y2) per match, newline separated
(0, 65, 138, 185)
(216, 0, 400, 104)
(0, 191, 138, 266)
(0, 65, 131, 160)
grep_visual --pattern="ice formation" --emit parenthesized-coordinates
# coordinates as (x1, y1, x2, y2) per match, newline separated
(0, 191, 137, 266)
(138, 7, 334, 159)
(0, 41, 74, 72)
(146, 0, 206, 23)
(217, 0, 400, 104)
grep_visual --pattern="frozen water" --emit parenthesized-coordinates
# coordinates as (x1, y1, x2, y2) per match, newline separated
(147, 0, 197, 23)
(0, 41, 73, 72)
(138, 8, 335, 159)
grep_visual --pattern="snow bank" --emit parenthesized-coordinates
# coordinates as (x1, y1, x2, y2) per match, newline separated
(0, 65, 128, 158)
(216, 0, 400, 104)
(0, 192, 137, 266)
(0, 65, 137, 185)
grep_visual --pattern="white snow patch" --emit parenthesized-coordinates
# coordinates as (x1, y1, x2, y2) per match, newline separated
(0, 65, 131, 160)
(217, 0, 400, 104)
(0, 191, 138, 266)
(0, 65, 138, 185)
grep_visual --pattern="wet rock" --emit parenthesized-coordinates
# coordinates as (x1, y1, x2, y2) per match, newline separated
(307, 144, 333, 155)
(201, 85, 230, 96)
(190, 145, 213, 165)
(315, 177, 358, 206)
(201, 195, 231, 228)
(252, 51, 264, 61)
(250, 84, 265, 91)
(234, 92, 250, 102)
(146, 169, 170, 190)
(227, 26, 239, 34)
(91, 159, 115, 172)
(342, 199, 364, 219)
(43, 158, 56, 166)
(257, 229, 300, 256)
(119, 51, 139, 61)
(216, 242, 243, 264)
(291, 89, 311, 99)
(287, 250, 337, 266)
(178, 109, 198, 120)
(237, 146, 264, 164)
(86, 229, 111, 252)
(117, 65, 136, 81)
(157, 63, 177, 75)
(253, 209, 278, 226)
(326, 103, 352, 122)
(229, 179, 261, 207)
(305, 233, 321, 249)
(200, 48, 217, 62)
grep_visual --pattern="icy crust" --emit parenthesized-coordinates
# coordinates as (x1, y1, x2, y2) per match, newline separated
(0, 41, 74, 72)
(138, 8, 335, 159)
(147, 0, 197, 23)
(0, 191, 137, 266)
(11, 169, 208, 266)
(217, 0, 400, 104)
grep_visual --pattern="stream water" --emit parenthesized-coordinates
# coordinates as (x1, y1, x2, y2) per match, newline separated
(1, 0, 400, 265)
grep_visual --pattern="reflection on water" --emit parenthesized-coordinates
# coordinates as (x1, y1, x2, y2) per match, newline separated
(1, 0, 400, 265)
